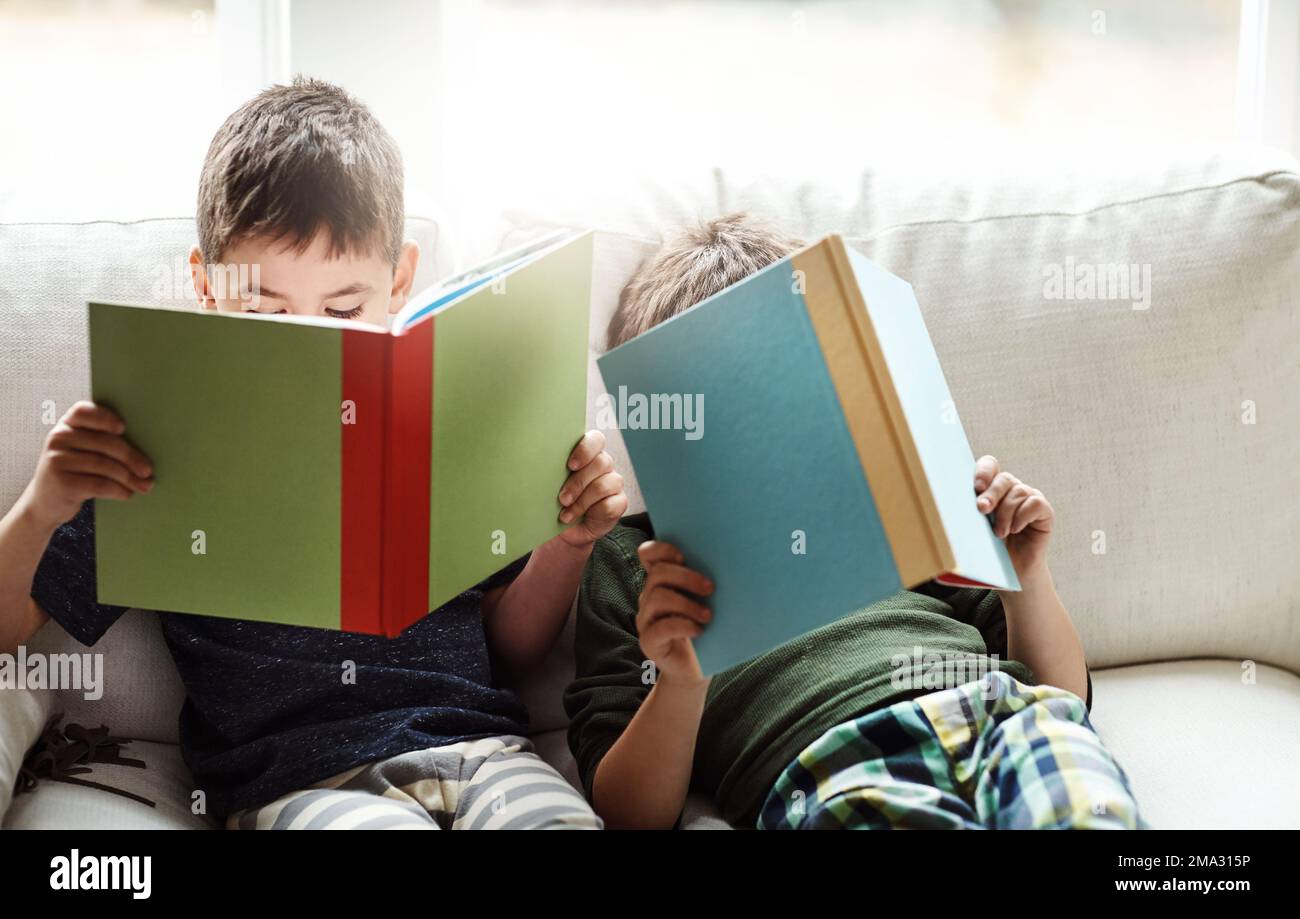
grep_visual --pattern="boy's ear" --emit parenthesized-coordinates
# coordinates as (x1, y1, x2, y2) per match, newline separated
(188, 246, 217, 310)
(388, 240, 421, 315)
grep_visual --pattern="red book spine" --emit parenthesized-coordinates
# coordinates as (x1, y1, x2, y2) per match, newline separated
(380, 317, 435, 636)
(340, 328, 388, 634)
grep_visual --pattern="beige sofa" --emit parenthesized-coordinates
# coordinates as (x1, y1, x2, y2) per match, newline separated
(1, 145, 1297, 829)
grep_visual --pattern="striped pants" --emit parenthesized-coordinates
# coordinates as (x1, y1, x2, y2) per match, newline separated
(759, 671, 1143, 830)
(227, 736, 602, 830)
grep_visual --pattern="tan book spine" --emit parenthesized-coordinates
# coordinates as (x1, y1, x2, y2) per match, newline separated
(793, 236, 953, 584)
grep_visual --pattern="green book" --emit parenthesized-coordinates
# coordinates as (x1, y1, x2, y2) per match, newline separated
(89, 231, 592, 636)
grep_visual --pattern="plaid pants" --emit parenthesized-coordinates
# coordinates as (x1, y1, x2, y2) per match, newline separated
(227, 736, 601, 830)
(758, 671, 1143, 830)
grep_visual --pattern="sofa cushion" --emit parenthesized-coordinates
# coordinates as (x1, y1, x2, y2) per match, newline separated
(1091, 659, 1300, 828)
(837, 171, 1300, 674)
(2, 739, 216, 830)
(25, 609, 185, 745)
(0, 674, 52, 821)
(493, 144, 1291, 243)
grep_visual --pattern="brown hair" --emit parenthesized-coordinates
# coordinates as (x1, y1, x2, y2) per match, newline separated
(606, 213, 802, 350)
(196, 77, 404, 265)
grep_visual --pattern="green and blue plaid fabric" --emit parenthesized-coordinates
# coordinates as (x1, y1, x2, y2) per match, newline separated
(758, 671, 1143, 830)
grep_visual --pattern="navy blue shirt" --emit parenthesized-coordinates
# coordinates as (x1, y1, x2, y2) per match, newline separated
(31, 502, 530, 818)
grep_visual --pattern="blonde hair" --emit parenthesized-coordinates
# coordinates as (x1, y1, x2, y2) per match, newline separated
(606, 213, 802, 351)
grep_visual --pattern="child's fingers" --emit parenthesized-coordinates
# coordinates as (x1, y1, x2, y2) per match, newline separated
(63, 401, 126, 434)
(52, 450, 153, 493)
(566, 429, 606, 472)
(559, 471, 623, 524)
(993, 483, 1033, 538)
(973, 455, 1000, 493)
(558, 451, 614, 507)
(50, 428, 152, 478)
(644, 562, 714, 600)
(1009, 492, 1052, 535)
(581, 493, 628, 532)
(638, 585, 711, 628)
(976, 470, 1017, 514)
(638, 540, 683, 567)
(66, 472, 135, 502)
(642, 616, 703, 651)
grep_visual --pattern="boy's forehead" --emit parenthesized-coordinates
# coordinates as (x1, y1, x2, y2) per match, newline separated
(222, 232, 390, 293)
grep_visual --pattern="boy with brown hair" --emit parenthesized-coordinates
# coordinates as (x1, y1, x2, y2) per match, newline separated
(565, 213, 1144, 829)
(0, 78, 625, 829)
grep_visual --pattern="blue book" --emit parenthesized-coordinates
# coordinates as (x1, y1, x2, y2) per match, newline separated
(597, 235, 1019, 674)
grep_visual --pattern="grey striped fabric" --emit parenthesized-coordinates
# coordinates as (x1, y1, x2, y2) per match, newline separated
(227, 735, 601, 830)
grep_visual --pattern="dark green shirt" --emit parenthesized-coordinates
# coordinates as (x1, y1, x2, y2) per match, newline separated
(564, 514, 1039, 826)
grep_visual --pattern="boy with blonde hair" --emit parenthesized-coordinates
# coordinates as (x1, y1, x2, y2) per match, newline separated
(566, 213, 1143, 830)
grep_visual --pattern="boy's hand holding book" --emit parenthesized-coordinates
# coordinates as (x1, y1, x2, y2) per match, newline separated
(22, 401, 153, 532)
(2, 401, 153, 654)
(555, 430, 628, 548)
(972, 454, 1055, 581)
(634, 539, 713, 686)
(481, 429, 629, 678)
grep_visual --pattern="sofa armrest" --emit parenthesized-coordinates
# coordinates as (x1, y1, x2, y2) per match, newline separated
(0, 682, 54, 822)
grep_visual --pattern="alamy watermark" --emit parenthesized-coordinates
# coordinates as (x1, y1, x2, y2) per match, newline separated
(0, 647, 104, 700)
(1043, 257, 1151, 310)
(595, 385, 704, 441)
(150, 256, 262, 305)
(890, 646, 1003, 697)
(50, 850, 150, 899)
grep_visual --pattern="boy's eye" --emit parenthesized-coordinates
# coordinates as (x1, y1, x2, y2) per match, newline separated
(325, 305, 365, 319)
